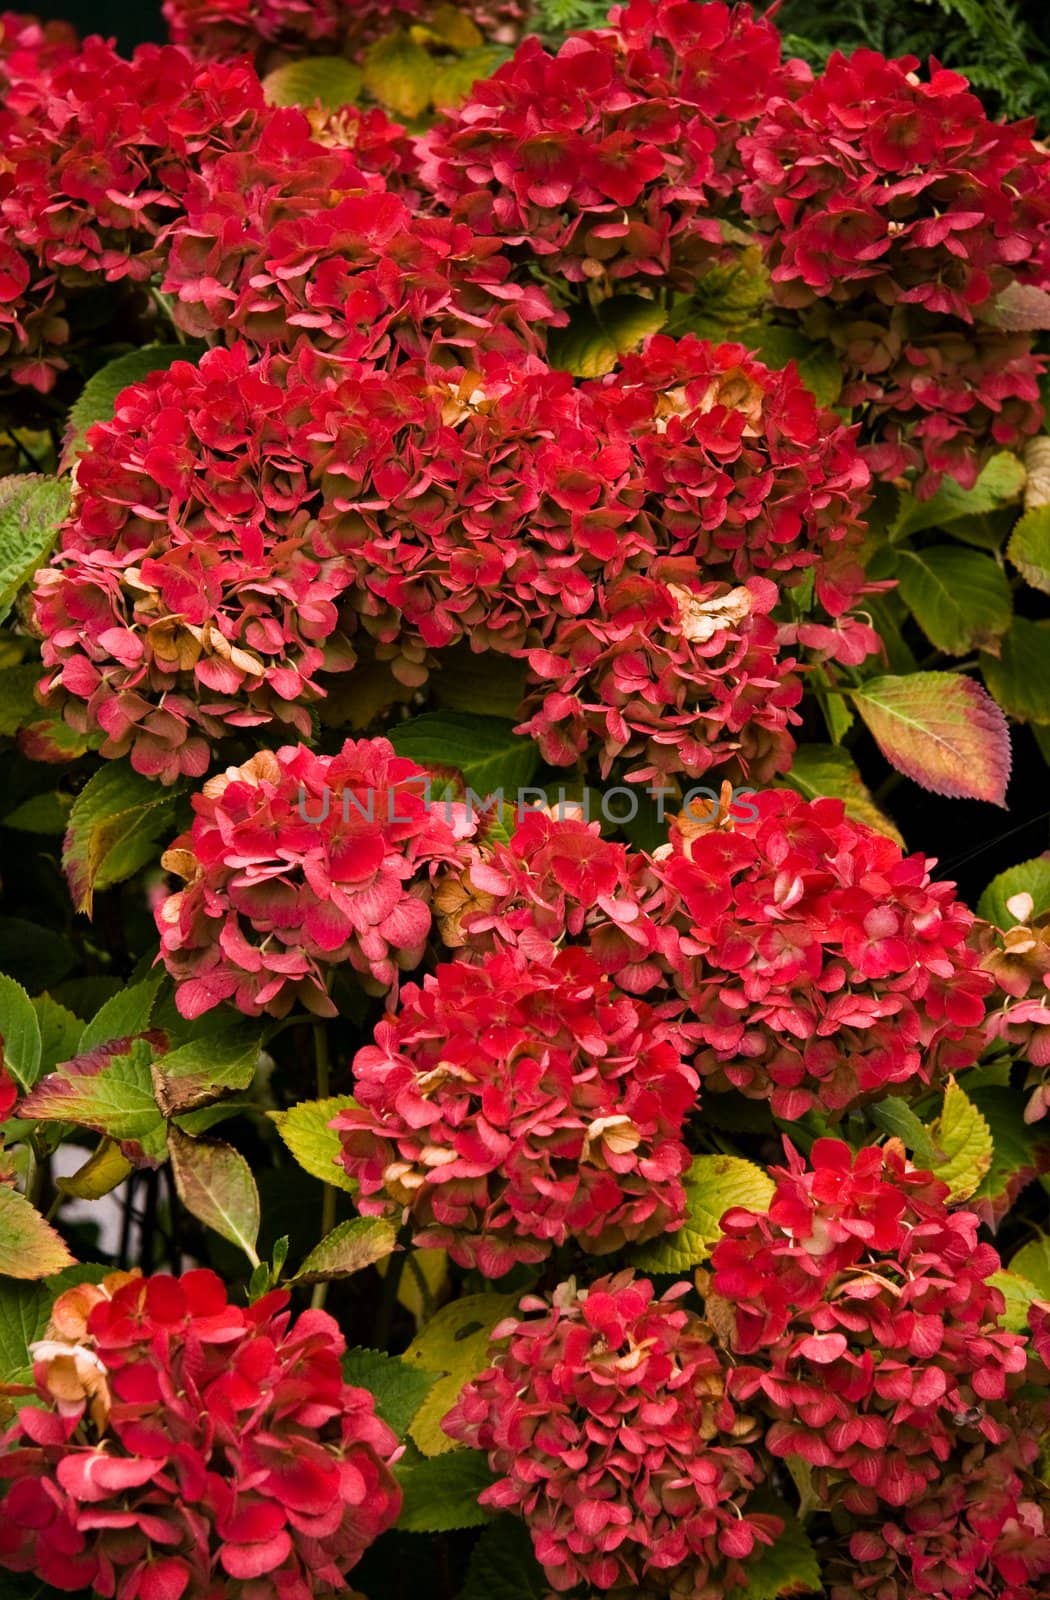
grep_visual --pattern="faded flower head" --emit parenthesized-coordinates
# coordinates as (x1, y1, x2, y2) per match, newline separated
(335, 946, 696, 1276)
(655, 787, 992, 1117)
(155, 738, 473, 1018)
(443, 1270, 781, 1594)
(0, 1268, 401, 1599)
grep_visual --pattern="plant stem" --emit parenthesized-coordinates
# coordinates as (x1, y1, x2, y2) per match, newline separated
(311, 1021, 337, 1311)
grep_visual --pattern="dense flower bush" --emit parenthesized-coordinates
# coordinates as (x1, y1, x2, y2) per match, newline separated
(2, 3, 1050, 1598)
(0, 1268, 401, 1597)
(155, 739, 473, 1016)
(443, 1270, 782, 1595)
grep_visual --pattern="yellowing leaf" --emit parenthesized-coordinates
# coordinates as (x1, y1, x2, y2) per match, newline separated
(263, 56, 363, 111)
(63, 761, 179, 917)
(20, 1037, 168, 1167)
(270, 1096, 359, 1194)
(415, 4, 483, 48)
(851, 673, 1010, 806)
(0, 1187, 75, 1278)
(168, 1126, 260, 1268)
(57, 1138, 133, 1201)
(403, 1292, 520, 1455)
(926, 1079, 994, 1201)
(1007, 504, 1050, 594)
(630, 1155, 775, 1274)
(362, 28, 433, 119)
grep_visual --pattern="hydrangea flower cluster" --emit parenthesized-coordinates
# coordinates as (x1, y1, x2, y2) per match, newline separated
(711, 1140, 1050, 1593)
(417, 0, 790, 292)
(335, 946, 696, 1275)
(740, 49, 1050, 492)
(160, 108, 554, 358)
(155, 739, 473, 1018)
(32, 344, 352, 782)
(655, 787, 992, 1118)
(0, 1268, 401, 1598)
(443, 1271, 782, 1596)
(0, 35, 265, 395)
(34, 326, 874, 787)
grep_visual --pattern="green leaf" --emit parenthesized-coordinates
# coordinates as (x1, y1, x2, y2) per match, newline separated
(151, 1026, 260, 1116)
(20, 1036, 168, 1166)
(362, 27, 433, 117)
(630, 1154, 775, 1274)
(63, 760, 179, 916)
(2, 791, 71, 834)
(263, 55, 363, 109)
(396, 1450, 496, 1532)
(78, 974, 162, 1054)
(0, 475, 71, 625)
(1007, 1235, 1050, 1298)
(167, 1125, 260, 1268)
(977, 856, 1050, 927)
(781, 744, 903, 845)
(740, 1503, 822, 1599)
(1007, 504, 1050, 593)
(981, 617, 1050, 724)
(457, 1516, 548, 1600)
(969, 1086, 1043, 1228)
(988, 1268, 1042, 1332)
(870, 1097, 938, 1166)
(548, 294, 667, 377)
(32, 994, 83, 1075)
(62, 346, 196, 468)
(389, 711, 539, 804)
(0, 663, 43, 737)
(737, 321, 841, 408)
(270, 1095, 359, 1194)
(893, 452, 1026, 540)
(896, 546, 1012, 656)
(431, 46, 508, 109)
(851, 673, 1010, 805)
(292, 1217, 398, 1283)
(0, 971, 42, 1090)
(0, 1187, 75, 1278)
(402, 1291, 520, 1456)
(342, 1347, 438, 1439)
(926, 1079, 993, 1201)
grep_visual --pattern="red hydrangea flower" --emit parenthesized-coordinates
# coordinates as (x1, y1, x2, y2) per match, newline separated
(0, 1268, 401, 1599)
(516, 568, 803, 785)
(418, 0, 789, 292)
(826, 1448, 1050, 1600)
(443, 1271, 782, 1594)
(978, 894, 1050, 1124)
(0, 9, 77, 94)
(655, 787, 992, 1118)
(334, 947, 695, 1275)
(590, 333, 872, 613)
(155, 740, 473, 1019)
(712, 1140, 1042, 1515)
(435, 806, 677, 995)
(741, 49, 1050, 492)
(31, 343, 358, 782)
(161, 107, 556, 360)
(0, 38, 265, 282)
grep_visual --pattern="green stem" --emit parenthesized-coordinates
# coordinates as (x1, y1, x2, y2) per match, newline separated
(311, 1021, 337, 1312)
